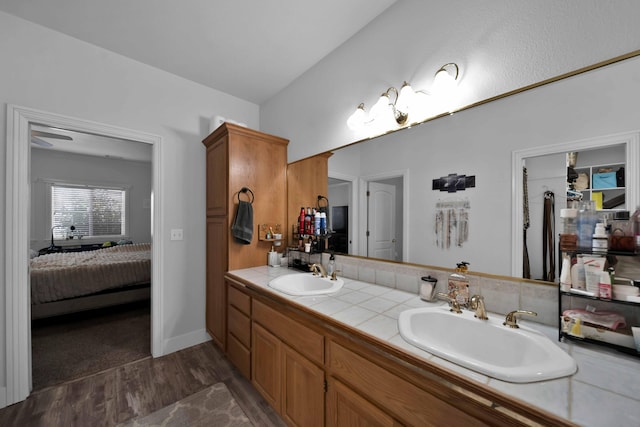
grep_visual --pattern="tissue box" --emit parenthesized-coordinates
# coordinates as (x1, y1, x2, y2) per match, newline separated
(592, 172, 617, 189)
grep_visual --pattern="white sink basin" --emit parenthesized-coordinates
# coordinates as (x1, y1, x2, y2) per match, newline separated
(398, 306, 577, 383)
(269, 273, 344, 296)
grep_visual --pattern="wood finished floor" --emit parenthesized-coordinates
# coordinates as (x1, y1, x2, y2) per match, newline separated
(0, 341, 285, 427)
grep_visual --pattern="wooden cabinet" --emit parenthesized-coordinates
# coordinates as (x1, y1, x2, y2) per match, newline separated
(327, 378, 399, 427)
(327, 340, 491, 427)
(252, 299, 325, 427)
(226, 282, 251, 378)
(252, 323, 281, 410)
(287, 153, 331, 246)
(225, 272, 571, 427)
(203, 123, 288, 348)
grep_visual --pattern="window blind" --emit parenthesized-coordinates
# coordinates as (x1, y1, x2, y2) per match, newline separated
(51, 184, 126, 238)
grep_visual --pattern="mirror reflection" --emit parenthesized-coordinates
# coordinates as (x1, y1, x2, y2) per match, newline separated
(324, 52, 640, 282)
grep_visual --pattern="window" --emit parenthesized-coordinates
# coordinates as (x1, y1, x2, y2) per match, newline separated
(51, 184, 127, 239)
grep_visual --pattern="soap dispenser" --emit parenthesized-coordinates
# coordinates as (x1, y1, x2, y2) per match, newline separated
(327, 253, 336, 277)
(448, 262, 470, 305)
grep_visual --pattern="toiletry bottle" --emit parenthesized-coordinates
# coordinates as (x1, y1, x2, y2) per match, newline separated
(559, 253, 572, 292)
(592, 222, 608, 254)
(314, 210, 321, 235)
(299, 207, 305, 236)
(448, 262, 470, 305)
(598, 270, 612, 299)
(577, 200, 598, 249)
(327, 253, 336, 276)
(304, 208, 312, 235)
(570, 255, 586, 290)
(559, 207, 577, 251)
(320, 212, 326, 235)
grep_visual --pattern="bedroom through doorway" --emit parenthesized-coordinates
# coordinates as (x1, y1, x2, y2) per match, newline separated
(5, 105, 164, 406)
(29, 124, 154, 390)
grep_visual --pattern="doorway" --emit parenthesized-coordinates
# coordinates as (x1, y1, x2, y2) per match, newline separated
(361, 174, 406, 262)
(5, 105, 164, 406)
(512, 131, 639, 278)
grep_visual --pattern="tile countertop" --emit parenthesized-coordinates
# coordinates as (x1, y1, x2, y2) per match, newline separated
(228, 266, 640, 426)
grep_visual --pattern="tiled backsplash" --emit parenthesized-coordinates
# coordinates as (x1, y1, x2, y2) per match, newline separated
(324, 253, 559, 326)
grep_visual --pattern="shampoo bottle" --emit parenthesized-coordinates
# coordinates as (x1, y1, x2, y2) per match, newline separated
(448, 262, 470, 305)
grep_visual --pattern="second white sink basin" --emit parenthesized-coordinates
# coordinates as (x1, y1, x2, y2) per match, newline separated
(398, 306, 577, 383)
(269, 273, 344, 296)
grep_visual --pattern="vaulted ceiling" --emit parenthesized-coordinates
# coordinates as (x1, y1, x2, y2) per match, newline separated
(0, 0, 396, 104)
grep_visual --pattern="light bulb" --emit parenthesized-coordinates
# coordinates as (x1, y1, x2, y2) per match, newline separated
(396, 82, 415, 114)
(347, 104, 366, 130)
(369, 93, 391, 121)
(432, 63, 459, 95)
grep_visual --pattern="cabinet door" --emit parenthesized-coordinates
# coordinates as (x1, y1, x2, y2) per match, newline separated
(206, 138, 228, 216)
(282, 344, 325, 427)
(206, 217, 227, 349)
(327, 378, 400, 427)
(252, 323, 282, 412)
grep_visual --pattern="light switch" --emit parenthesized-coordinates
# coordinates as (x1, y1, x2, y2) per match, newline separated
(170, 229, 183, 241)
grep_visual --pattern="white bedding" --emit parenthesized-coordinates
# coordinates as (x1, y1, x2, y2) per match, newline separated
(30, 243, 151, 305)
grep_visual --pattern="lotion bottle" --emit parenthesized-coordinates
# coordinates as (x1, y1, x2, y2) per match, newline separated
(570, 255, 586, 290)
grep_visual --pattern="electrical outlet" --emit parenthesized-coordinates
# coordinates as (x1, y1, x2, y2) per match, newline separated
(170, 229, 183, 241)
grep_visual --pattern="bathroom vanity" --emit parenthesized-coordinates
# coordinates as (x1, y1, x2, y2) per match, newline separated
(225, 267, 577, 426)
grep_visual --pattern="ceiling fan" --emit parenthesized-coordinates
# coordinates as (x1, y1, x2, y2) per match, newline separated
(31, 129, 73, 148)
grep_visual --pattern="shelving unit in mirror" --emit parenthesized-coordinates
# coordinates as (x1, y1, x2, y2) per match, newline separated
(559, 247, 640, 357)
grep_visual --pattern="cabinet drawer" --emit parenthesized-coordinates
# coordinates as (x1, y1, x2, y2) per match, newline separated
(228, 285, 251, 315)
(228, 305, 251, 347)
(328, 341, 485, 427)
(253, 299, 324, 365)
(227, 333, 250, 379)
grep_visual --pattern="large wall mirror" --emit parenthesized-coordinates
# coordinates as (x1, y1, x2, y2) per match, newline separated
(319, 51, 640, 283)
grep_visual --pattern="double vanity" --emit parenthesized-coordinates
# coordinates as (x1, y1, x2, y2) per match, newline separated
(223, 257, 640, 426)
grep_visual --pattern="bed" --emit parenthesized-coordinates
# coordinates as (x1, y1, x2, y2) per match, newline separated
(30, 243, 151, 319)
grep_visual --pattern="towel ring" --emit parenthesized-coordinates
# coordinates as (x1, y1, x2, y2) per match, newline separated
(238, 187, 254, 204)
(317, 195, 328, 211)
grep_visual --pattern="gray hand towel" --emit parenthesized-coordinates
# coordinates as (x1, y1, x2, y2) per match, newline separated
(231, 200, 253, 244)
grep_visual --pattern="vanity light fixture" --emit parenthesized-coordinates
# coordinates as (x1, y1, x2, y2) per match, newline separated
(432, 63, 459, 94)
(347, 63, 460, 132)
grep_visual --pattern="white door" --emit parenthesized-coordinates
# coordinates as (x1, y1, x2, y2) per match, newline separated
(367, 182, 396, 260)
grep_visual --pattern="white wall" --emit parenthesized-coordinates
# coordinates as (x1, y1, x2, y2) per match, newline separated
(261, 0, 640, 162)
(30, 149, 152, 250)
(327, 56, 640, 275)
(0, 11, 259, 392)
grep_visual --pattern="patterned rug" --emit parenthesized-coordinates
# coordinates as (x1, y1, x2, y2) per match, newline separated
(118, 382, 253, 427)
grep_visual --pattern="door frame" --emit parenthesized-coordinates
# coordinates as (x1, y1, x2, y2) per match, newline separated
(511, 131, 639, 278)
(328, 171, 358, 255)
(358, 169, 409, 261)
(4, 105, 164, 406)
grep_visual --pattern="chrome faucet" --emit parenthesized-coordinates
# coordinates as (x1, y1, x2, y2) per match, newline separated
(437, 292, 462, 314)
(309, 263, 327, 278)
(503, 310, 537, 328)
(469, 295, 488, 320)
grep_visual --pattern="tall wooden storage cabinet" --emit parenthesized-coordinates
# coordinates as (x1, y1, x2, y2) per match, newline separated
(202, 123, 288, 349)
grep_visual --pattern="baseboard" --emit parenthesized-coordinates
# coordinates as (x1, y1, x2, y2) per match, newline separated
(0, 386, 7, 409)
(162, 328, 211, 355)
